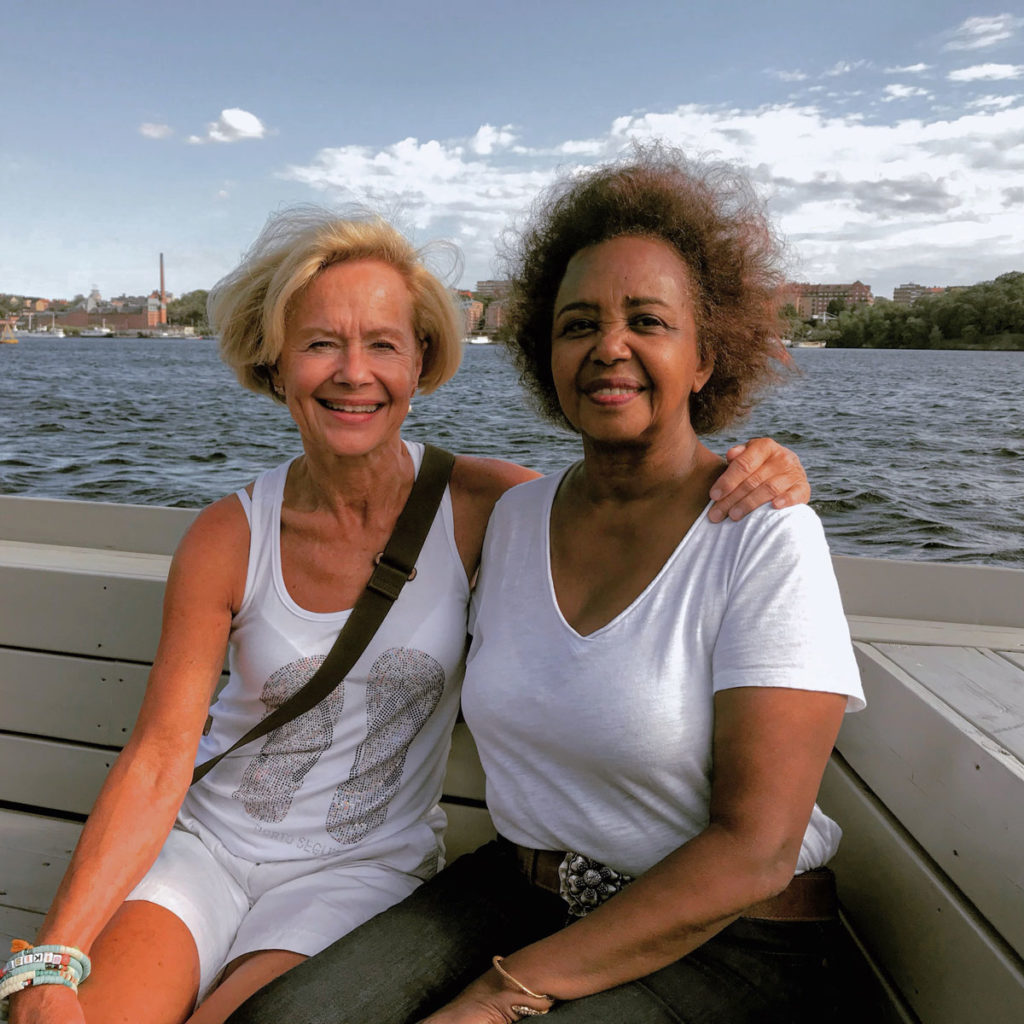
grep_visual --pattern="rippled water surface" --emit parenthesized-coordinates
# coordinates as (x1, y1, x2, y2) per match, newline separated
(2, 338, 1022, 566)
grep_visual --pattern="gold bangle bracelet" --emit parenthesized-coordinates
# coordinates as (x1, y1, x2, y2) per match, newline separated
(491, 956, 553, 1001)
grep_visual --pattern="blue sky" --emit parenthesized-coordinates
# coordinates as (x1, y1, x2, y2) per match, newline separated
(4, 1, 1023, 303)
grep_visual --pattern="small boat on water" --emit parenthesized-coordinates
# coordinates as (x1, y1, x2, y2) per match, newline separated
(464, 335, 492, 345)
(0, 495, 1021, 1022)
(80, 325, 114, 337)
(0, 324, 18, 344)
(791, 339, 827, 348)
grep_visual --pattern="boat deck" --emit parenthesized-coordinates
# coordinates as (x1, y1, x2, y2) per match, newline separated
(1, 498, 1022, 1022)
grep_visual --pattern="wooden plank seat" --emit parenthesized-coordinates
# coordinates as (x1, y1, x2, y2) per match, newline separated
(823, 556, 1024, 1023)
(3, 497, 1023, 1023)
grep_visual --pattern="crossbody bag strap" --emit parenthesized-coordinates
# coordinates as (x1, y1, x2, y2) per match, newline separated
(191, 444, 457, 786)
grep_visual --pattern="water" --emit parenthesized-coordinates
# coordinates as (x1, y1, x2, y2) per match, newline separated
(1, 337, 1022, 566)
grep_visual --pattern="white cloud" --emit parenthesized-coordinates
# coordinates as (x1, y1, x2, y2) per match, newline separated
(768, 69, 808, 82)
(193, 108, 267, 144)
(139, 122, 172, 139)
(885, 63, 930, 74)
(825, 60, 869, 77)
(469, 124, 518, 155)
(968, 93, 1021, 109)
(943, 14, 1024, 52)
(948, 63, 1024, 82)
(883, 84, 931, 101)
(281, 102, 1024, 295)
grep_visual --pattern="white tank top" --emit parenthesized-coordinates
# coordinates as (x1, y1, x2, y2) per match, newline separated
(181, 442, 470, 868)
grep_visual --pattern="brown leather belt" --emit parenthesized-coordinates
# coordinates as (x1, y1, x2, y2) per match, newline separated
(508, 842, 837, 922)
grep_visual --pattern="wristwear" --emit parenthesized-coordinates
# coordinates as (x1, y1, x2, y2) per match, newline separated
(492, 955, 555, 1018)
(0, 942, 91, 1022)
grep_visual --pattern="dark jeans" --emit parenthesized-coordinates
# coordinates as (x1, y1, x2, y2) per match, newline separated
(227, 841, 845, 1024)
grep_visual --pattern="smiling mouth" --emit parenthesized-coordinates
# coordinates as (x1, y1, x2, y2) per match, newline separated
(318, 398, 382, 413)
(587, 386, 641, 397)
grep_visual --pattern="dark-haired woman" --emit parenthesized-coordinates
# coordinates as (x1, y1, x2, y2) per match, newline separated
(226, 146, 865, 1023)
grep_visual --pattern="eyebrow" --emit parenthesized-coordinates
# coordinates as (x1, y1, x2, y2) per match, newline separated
(554, 296, 671, 318)
(291, 324, 405, 339)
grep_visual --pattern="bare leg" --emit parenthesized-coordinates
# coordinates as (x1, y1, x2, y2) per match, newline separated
(79, 900, 200, 1024)
(187, 951, 307, 1024)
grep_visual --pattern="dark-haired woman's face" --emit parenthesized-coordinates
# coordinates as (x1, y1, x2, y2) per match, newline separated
(549, 235, 712, 446)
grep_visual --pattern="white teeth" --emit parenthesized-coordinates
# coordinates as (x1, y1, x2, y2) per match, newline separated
(321, 400, 379, 413)
(592, 387, 637, 396)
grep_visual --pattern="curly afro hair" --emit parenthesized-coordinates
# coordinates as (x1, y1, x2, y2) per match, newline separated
(500, 145, 790, 435)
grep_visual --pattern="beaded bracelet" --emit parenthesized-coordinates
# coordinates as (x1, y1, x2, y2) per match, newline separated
(0, 941, 92, 1023)
(3, 944, 91, 983)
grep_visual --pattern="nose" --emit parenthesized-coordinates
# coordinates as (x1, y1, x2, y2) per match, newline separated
(589, 321, 632, 364)
(332, 342, 373, 385)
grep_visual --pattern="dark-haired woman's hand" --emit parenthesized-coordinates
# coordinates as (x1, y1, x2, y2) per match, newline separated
(707, 438, 810, 522)
(417, 963, 553, 1023)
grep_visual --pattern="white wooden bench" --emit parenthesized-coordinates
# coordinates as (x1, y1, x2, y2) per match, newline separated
(2, 496, 1023, 1022)
(822, 555, 1024, 1023)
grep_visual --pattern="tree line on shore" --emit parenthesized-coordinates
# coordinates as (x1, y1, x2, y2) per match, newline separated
(785, 271, 1024, 350)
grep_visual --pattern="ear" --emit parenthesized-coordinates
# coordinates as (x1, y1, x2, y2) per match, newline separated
(414, 338, 427, 391)
(692, 350, 714, 394)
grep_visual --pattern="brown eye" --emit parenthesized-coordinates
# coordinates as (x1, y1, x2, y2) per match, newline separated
(560, 318, 596, 336)
(632, 314, 665, 329)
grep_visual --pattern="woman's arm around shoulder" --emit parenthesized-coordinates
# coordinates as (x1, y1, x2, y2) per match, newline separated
(449, 456, 540, 577)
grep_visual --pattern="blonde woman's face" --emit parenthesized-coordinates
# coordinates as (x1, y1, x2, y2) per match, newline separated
(273, 260, 424, 459)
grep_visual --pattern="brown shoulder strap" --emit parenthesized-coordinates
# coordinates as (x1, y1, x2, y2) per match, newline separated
(191, 444, 456, 785)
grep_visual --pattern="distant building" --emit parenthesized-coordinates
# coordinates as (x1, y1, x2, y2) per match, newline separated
(484, 299, 507, 333)
(475, 280, 511, 299)
(459, 298, 484, 335)
(790, 281, 873, 318)
(893, 282, 944, 305)
(61, 310, 158, 330)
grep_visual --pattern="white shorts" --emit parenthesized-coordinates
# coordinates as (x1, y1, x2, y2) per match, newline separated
(126, 813, 428, 1001)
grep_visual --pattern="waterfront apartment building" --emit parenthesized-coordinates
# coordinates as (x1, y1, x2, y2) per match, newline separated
(475, 280, 511, 299)
(893, 282, 944, 305)
(790, 280, 873, 317)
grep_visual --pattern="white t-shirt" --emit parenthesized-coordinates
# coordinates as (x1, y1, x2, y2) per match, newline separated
(181, 441, 470, 868)
(462, 469, 864, 878)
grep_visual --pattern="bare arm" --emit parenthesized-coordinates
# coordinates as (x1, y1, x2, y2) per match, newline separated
(419, 686, 847, 1023)
(449, 456, 540, 578)
(9, 497, 247, 1021)
(708, 438, 810, 522)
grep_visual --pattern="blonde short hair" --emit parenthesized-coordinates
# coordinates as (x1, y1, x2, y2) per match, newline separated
(211, 208, 463, 399)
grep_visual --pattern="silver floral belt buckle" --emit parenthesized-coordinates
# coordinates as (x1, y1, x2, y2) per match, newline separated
(557, 852, 634, 918)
